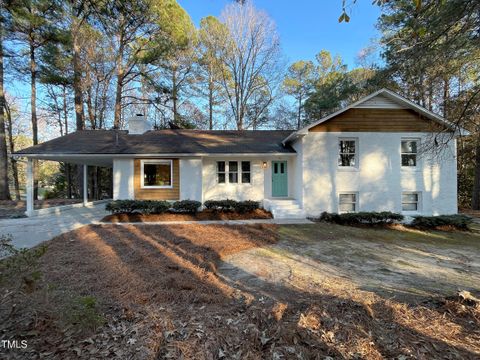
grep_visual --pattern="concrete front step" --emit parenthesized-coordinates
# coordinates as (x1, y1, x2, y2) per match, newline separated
(272, 210, 306, 216)
(272, 204, 303, 210)
(264, 198, 307, 219)
(272, 212, 307, 219)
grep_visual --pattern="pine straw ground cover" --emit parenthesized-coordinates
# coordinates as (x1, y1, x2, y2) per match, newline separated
(102, 209, 272, 222)
(0, 223, 479, 359)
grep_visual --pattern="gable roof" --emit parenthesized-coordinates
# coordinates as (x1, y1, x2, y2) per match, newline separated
(14, 129, 296, 156)
(283, 88, 470, 144)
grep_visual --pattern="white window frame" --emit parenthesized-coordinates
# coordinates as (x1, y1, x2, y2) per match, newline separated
(338, 192, 358, 213)
(140, 159, 173, 189)
(338, 138, 358, 169)
(401, 138, 420, 168)
(241, 161, 251, 184)
(401, 192, 421, 213)
(228, 161, 239, 183)
(217, 161, 226, 184)
(216, 161, 252, 185)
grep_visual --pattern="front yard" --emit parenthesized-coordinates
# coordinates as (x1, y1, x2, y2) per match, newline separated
(1, 222, 479, 359)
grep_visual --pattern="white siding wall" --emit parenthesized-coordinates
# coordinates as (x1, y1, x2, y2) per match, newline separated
(291, 140, 304, 206)
(113, 158, 134, 200)
(179, 158, 203, 201)
(202, 157, 296, 201)
(301, 132, 457, 217)
(202, 158, 265, 201)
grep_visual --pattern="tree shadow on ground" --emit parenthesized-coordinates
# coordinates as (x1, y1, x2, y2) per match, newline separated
(2, 223, 479, 359)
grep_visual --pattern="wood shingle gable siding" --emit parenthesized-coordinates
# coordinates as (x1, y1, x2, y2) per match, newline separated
(134, 159, 180, 200)
(309, 108, 447, 133)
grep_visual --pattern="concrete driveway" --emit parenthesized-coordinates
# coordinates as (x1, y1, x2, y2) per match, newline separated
(0, 203, 108, 249)
(219, 223, 480, 303)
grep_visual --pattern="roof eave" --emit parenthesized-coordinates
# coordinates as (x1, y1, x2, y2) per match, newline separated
(11, 152, 297, 159)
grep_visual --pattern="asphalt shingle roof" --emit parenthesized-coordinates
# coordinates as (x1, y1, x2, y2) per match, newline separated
(15, 129, 296, 155)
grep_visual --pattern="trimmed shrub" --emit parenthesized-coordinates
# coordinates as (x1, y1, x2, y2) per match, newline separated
(234, 200, 260, 213)
(105, 200, 170, 214)
(203, 199, 260, 213)
(410, 215, 472, 230)
(319, 211, 404, 225)
(204, 199, 238, 211)
(172, 200, 202, 213)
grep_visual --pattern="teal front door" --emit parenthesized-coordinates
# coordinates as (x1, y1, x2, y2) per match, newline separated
(272, 161, 288, 197)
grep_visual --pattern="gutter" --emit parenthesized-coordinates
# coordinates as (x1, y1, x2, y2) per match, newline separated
(10, 152, 298, 159)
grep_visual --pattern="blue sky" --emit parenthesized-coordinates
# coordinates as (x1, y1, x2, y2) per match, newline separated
(178, 0, 382, 68)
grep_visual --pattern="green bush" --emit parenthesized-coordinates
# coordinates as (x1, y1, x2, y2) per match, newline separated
(410, 215, 472, 230)
(0, 234, 47, 291)
(105, 200, 170, 214)
(204, 199, 260, 213)
(172, 200, 202, 213)
(319, 211, 404, 225)
(234, 200, 260, 213)
(204, 199, 238, 211)
(65, 295, 105, 332)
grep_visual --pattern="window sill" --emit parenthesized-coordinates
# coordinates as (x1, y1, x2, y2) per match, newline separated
(337, 167, 359, 172)
(402, 211, 421, 215)
(141, 186, 173, 189)
(401, 167, 421, 173)
(216, 183, 253, 185)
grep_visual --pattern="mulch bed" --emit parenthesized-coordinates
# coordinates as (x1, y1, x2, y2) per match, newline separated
(102, 209, 273, 222)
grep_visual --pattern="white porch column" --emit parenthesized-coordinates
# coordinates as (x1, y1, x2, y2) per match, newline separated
(26, 158, 34, 217)
(83, 164, 88, 206)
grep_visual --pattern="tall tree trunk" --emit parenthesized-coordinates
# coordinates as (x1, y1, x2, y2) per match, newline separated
(92, 166, 98, 200)
(72, 18, 85, 199)
(63, 85, 68, 134)
(443, 77, 450, 118)
(113, 40, 124, 129)
(5, 103, 20, 200)
(30, 43, 39, 200)
(0, 28, 11, 200)
(62, 85, 72, 198)
(297, 94, 302, 130)
(86, 87, 95, 129)
(172, 68, 178, 123)
(72, 18, 84, 131)
(472, 138, 480, 210)
(208, 72, 213, 130)
(114, 75, 122, 129)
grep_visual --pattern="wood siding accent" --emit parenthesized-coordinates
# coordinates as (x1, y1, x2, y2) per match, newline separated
(309, 108, 446, 132)
(134, 159, 180, 200)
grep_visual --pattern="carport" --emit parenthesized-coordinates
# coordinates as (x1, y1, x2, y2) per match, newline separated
(13, 154, 113, 217)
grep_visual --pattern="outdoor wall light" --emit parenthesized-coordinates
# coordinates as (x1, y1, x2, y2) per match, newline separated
(262, 161, 268, 169)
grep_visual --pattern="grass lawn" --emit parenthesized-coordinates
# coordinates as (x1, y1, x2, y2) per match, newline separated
(1, 222, 479, 359)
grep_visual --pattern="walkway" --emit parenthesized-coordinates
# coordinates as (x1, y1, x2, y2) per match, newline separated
(98, 218, 314, 226)
(0, 203, 109, 249)
(1, 205, 313, 250)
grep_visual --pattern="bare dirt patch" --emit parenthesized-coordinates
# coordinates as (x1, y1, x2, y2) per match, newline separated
(1, 223, 479, 359)
(102, 208, 272, 222)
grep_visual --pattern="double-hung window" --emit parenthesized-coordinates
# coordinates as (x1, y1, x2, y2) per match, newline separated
(241, 161, 251, 183)
(217, 161, 251, 184)
(228, 161, 238, 183)
(141, 160, 173, 188)
(338, 139, 357, 167)
(339, 193, 358, 213)
(217, 161, 226, 183)
(402, 192, 420, 212)
(401, 139, 418, 167)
